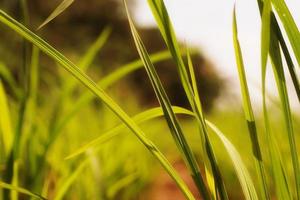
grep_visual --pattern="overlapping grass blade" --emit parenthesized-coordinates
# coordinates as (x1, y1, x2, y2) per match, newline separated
(269, 31, 300, 199)
(260, 1, 292, 199)
(256, 0, 300, 102)
(48, 50, 172, 149)
(124, 2, 208, 199)
(0, 9, 195, 200)
(38, 0, 75, 29)
(232, 7, 269, 200)
(185, 48, 216, 200)
(269, 16, 300, 102)
(206, 121, 258, 200)
(0, 80, 13, 158)
(270, 0, 300, 66)
(0, 181, 46, 200)
(147, 0, 228, 198)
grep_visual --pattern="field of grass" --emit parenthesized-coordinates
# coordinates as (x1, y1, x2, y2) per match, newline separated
(0, 0, 299, 199)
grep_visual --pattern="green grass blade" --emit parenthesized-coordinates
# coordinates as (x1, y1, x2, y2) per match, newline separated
(232, 7, 269, 200)
(269, 31, 300, 199)
(186, 48, 226, 200)
(54, 160, 88, 200)
(124, 2, 209, 199)
(0, 181, 46, 200)
(65, 106, 192, 160)
(271, 0, 300, 66)
(38, 0, 75, 29)
(147, 1, 228, 198)
(62, 27, 112, 96)
(0, 62, 21, 98)
(11, 161, 19, 200)
(0, 10, 194, 199)
(0, 80, 13, 156)
(206, 121, 258, 200)
(270, 17, 300, 102)
(78, 27, 112, 71)
(260, 1, 292, 199)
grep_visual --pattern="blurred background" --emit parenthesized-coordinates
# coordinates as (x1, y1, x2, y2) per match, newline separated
(0, 0, 299, 199)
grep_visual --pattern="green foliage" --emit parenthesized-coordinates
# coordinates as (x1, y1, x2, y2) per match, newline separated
(0, 0, 299, 199)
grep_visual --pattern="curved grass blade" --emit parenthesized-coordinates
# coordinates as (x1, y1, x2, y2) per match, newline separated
(232, 7, 269, 200)
(0, 181, 46, 200)
(147, 1, 228, 198)
(124, 2, 209, 199)
(0, 10, 194, 199)
(67, 106, 259, 200)
(206, 121, 258, 200)
(271, 0, 300, 66)
(65, 106, 192, 159)
(38, 0, 75, 29)
(48, 50, 172, 151)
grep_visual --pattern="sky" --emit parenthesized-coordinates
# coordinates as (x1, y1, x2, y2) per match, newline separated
(134, 0, 300, 107)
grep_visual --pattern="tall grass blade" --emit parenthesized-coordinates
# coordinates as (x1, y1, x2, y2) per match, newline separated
(270, 0, 300, 66)
(0, 10, 195, 199)
(260, 1, 292, 199)
(0, 181, 46, 200)
(11, 161, 19, 200)
(232, 7, 269, 200)
(269, 30, 300, 199)
(124, 2, 209, 199)
(0, 80, 13, 156)
(147, 0, 228, 198)
(38, 0, 75, 29)
(185, 48, 217, 200)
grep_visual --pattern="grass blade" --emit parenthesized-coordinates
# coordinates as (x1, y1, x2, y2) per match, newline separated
(124, 2, 209, 199)
(271, 0, 300, 66)
(0, 10, 195, 199)
(0, 181, 46, 200)
(38, 0, 75, 29)
(147, 1, 228, 198)
(269, 30, 300, 200)
(260, 1, 292, 199)
(0, 80, 13, 156)
(232, 6, 269, 200)
(0, 63, 21, 98)
(206, 121, 259, 200)
(54, 160, 88, 200)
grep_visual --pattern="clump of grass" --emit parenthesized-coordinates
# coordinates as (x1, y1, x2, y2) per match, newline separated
(0, 0, 299, 199)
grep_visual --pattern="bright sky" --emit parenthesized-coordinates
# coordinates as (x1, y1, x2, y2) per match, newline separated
(134, 0, 300, 107)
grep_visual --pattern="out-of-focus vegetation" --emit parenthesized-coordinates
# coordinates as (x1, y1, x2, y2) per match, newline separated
(0, 0, 299, 200)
